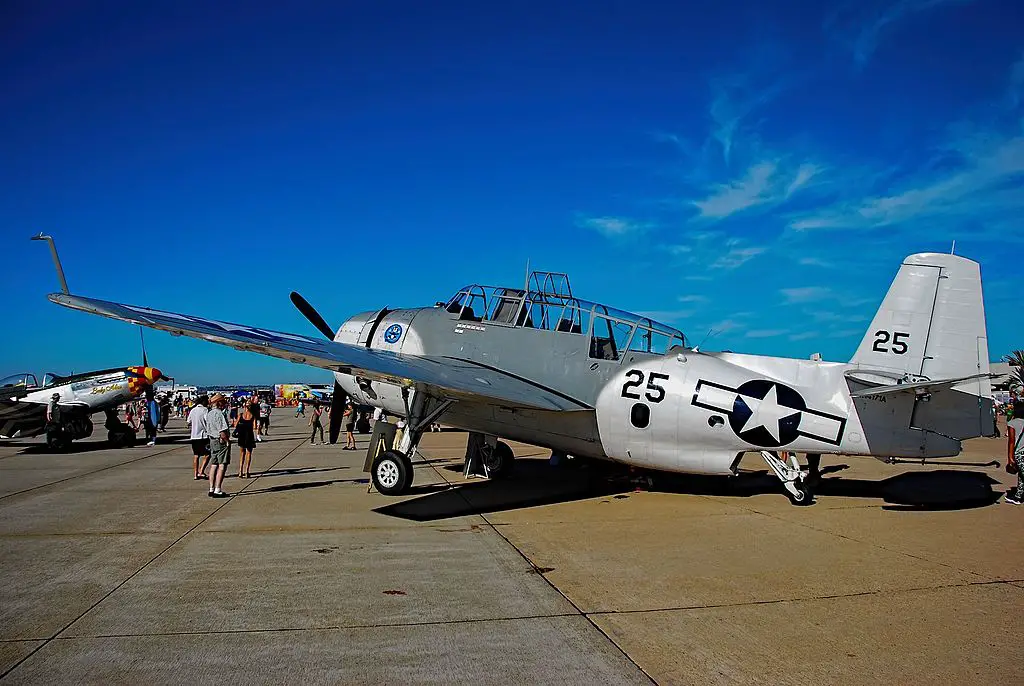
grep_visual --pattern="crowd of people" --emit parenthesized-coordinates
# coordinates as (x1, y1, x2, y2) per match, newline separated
(183, 392, 274, 497)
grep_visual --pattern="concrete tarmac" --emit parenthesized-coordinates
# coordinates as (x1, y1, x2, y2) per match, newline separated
(0, 413, 1021, 684)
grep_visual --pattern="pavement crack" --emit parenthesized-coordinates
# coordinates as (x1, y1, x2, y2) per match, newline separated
(0, 437, 307, 681)
(416, 448, 658, 686)
(0, 445, 186, 501)
(584, 577, 1024, 617)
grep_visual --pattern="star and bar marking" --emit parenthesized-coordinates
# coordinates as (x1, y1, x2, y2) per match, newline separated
(692, 378, 847, 448)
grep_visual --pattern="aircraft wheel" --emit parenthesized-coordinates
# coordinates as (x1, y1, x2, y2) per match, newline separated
(483, 441, 515, 478)
(371, 450, 413, 495)
(788, 481, 814, 506)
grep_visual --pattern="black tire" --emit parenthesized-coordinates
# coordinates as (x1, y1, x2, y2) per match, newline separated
(108, 431, 134, 448)
(483, 441, 515, 478)
(371, 450, 412, 495)
(788, 481, 814, 506)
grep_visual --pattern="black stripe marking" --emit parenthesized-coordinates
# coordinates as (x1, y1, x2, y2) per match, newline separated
(440, 357, 593, 410)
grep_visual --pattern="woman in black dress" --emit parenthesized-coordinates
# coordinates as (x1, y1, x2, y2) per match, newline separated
(234, 405, 257, 478)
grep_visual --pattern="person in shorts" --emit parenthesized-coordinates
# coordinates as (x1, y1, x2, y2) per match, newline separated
(206, 394, 231, 498)
(187, 395, 211, 480)
(1005, 400, 1024, 505)
(259, 398, 271, 436)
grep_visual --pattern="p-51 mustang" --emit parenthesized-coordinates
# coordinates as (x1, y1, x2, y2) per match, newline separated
(45, 247, 993, 503)
(0, 365, 164, 450)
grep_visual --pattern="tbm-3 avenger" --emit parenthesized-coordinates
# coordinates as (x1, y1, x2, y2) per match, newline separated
(45, 241, 993, 503)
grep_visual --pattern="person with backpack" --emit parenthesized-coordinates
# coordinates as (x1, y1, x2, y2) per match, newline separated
(1005, 400, 1024, 505)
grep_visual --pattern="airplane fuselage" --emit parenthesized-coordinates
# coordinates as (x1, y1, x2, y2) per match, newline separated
(333, 305, 972, 476)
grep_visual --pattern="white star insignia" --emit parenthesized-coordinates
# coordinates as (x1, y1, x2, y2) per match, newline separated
(738, 385, 801, 442)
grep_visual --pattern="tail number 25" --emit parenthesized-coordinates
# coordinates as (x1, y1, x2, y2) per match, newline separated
(620, 370, 669, 403)
(872, 330, 910, 355)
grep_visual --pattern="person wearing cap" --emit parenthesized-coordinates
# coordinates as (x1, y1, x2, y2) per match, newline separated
(188, 395, 211, 480)
(206, 394, 232, 497)
(46, 393, 62, 426)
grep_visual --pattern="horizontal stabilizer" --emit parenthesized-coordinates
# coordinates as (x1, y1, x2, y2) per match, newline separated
(848, 373, 993, 398)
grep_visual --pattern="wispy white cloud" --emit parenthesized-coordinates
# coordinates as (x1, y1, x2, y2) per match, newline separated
(711, 245, 766, 269)
(789, 331, 818, 341)
(790, 134, 1024, 234)
(575, 215, 652, 238)
(690, 158, 827, 221)
(692, 161, 777, 219)
(746, 329, 788, 338)
(797, 257, 832, 267)
(827, 0, 967, 68)
(780, 286, 832, 303)
(677, 295, 708, 303)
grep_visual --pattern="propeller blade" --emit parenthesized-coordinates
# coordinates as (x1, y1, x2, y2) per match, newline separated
(140, 327, 149, 367)
(290, 292, 335, 341)
(328, 381, 346, 444)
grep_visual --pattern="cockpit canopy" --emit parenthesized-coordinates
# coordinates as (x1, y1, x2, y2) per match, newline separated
(443, 271, 687, 361)
(0, 373, 39, 389)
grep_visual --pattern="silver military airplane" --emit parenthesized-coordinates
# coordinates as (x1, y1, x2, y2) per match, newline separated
(44, 247, 993, 503)
(0, 365, 164, 450)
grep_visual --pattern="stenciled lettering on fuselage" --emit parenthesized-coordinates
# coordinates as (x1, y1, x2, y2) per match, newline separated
(89, 383, 124, 395)
(691, 379, 846, 448)
(453, 323, 486, 334)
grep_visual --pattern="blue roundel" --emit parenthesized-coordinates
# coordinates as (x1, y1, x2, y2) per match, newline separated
(383, 324, 403, 344)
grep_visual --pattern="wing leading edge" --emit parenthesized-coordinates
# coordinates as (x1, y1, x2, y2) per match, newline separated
(49, 293, 589, 412)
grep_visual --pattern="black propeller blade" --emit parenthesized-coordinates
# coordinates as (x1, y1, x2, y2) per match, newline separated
(328, 381, 347, 445)
(289, 291, 349, 445)
(140, 327, 149, 367)
(290, 291, 336, 341)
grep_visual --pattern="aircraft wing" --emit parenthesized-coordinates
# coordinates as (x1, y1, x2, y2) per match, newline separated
(48, 293, 590, 412)
(848, 373, 993, 398)
(0, 399, 46, 439)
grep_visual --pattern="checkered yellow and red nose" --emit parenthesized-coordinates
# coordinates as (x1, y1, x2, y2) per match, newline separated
(126, 366, 163, 396)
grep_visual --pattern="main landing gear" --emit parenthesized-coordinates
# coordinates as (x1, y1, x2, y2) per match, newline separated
(760, 451, 820, 505)
(368, 388, 456, 496)
(104, 409, 136, 448)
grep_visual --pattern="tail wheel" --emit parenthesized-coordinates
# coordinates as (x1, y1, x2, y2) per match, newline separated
(788, 481, 814, 506)
(371, 450, 413, 495)
(482, 441, 515, 478)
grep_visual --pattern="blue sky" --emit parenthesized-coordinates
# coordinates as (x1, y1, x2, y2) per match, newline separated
(1, 0, 1021, 385)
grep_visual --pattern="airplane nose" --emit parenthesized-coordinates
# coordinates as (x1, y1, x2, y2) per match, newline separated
(144, 367, 163, 383)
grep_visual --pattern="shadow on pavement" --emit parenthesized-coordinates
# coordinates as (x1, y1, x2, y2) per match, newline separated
(237, 477, 370, 495)
(375, 459, 1004, 521)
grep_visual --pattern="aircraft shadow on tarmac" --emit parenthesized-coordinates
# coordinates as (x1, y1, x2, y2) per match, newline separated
(374, 460, 1004, 521)
(6, 434, 194, 455)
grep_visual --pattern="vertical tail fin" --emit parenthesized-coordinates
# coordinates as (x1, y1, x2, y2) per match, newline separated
(851, 253, 990, 384)
(850, 253, 993, 439)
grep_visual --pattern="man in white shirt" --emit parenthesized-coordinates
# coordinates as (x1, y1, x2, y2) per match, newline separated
(206, 394, 232, 498)
(187, 396, 210, 480)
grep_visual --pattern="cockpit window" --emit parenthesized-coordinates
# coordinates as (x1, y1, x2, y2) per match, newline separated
(0, 373, 38, 388)
(443, 281, 685, 347)
(589, 312, 635, 361)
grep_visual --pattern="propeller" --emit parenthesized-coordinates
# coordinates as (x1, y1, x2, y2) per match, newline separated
(290, 291, 348, 444)
(140, 327, 149, 367)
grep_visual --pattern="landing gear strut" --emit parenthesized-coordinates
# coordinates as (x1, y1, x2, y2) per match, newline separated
(367, 387, 455, 496)
(760, 450, 814, 505)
